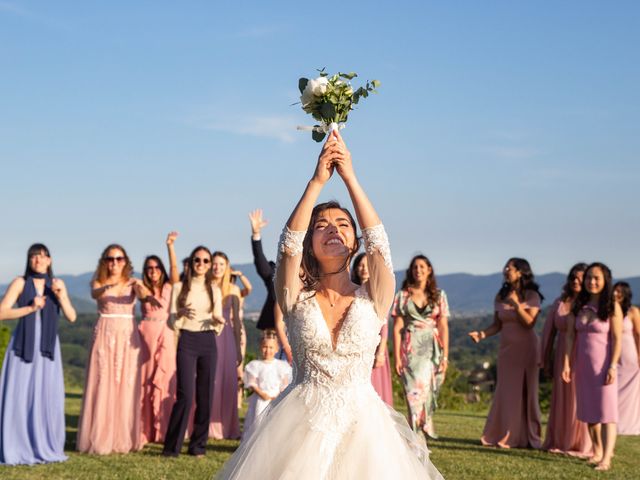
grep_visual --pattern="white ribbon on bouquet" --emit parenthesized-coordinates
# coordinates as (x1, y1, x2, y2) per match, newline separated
(296, 122, 345, 134)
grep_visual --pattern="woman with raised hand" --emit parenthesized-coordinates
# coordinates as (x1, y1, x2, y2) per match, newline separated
(0, 244, 76, 465)
(392, 255, 450, 439)
(562, 263, 623, 471)
(469, 258, 543, 449)
(219, 130, 442, 479)
(138, 253, 176, 444)
(540, 263, 592, 456)
(352, 253, 393, 406)
(612, 282, 640, 435)
(209, 251, 243, 440)
(77, 244, 151, 454)
(163, 246, 224, 457)
(249, 208, 292, 363)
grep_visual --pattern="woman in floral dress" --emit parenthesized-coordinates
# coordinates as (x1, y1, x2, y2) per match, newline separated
(392, 255, 449, 440)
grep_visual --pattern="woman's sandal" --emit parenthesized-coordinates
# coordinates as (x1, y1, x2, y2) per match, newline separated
(594, 461, 611, 471)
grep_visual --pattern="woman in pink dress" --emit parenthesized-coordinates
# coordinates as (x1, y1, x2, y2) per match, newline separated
(138, 250, 176, 444)
(209, 251, 243, 440)
(469, 258, 543, 449)
(562, 262, 623, 471)
(352, 253, 393, 406)
(612, 282, 640, 435)
(540, 263, 592, 456)
(77, 244, 151, 454)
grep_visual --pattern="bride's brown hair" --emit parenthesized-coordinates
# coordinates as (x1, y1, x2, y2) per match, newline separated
(301, 201, 361, 291)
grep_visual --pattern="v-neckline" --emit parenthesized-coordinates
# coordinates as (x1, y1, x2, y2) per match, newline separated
(313, 290, 359, 352)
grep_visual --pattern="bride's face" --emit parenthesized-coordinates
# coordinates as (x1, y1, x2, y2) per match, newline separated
(311, 208, 356, 264)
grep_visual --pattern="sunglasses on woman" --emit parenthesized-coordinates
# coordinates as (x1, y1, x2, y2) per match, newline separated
(193, 257, 211, 265)
(106, 256, 126, 263)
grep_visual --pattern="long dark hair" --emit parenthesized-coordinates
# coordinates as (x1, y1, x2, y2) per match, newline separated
(95, 244, 133, 284)
(572, 262, 614, 320)
(350, 252, 366, 285)
(301, 201, 361, 291)
(177, 246, 215, 312)
(560, 262, 588, 302)
(613, 281, 632, 317)
(24, 243, 54, 277)
(401, 255, 440, 307)
(142, 255, 169, 295)
(498, 257, 544, 303)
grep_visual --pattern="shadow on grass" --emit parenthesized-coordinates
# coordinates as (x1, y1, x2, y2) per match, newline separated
(65, 391, 83, 399)
(433, 437, 564, 463)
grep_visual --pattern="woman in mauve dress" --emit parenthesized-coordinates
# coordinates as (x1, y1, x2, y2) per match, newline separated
(209, 251, 243, 440)
(469, 257, 543, 449)
(540, 263, 592, 456)
(138, 248, 176, 444)
(0, 244, 76, 465)
(612, 282, 640, 435)
(562, 262, 623, 471)
(352, 253, 393, 406)
(77, 244, 152, 454)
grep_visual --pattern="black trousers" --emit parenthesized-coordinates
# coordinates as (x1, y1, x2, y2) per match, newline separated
(163, 330, 217, 456)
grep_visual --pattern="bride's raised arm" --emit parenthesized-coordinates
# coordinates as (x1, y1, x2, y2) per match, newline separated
(331, 130, 395, 318)
(274, 135, 339, 314)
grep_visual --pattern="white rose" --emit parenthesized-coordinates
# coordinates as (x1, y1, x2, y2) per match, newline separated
(312, 76, 328, 96)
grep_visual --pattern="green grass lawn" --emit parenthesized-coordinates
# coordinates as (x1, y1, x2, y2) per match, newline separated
(1, 387, 638, 479)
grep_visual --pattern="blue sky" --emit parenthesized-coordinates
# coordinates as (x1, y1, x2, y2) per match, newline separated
(1, 1, 638, 283)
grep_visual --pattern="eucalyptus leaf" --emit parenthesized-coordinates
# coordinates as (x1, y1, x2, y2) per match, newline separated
(319, 102, 336, 119)
(298, 78, 309, 94)
(312, 130, 326, 142)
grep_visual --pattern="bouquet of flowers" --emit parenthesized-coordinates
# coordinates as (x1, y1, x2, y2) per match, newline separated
(297, 69, 380, 142)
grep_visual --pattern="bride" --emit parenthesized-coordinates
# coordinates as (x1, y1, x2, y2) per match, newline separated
(219, 130, 443, 479)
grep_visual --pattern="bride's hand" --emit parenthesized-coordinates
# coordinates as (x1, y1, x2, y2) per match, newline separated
(312, 134, 339, 185)
(331, 130, 355, 183)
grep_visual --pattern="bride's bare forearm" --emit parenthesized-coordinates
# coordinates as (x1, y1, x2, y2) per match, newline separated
(286, 179, 324, 231)
(343, 176, 380, 229)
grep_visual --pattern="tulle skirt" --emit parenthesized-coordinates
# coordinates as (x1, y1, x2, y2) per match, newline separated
(218, 382, 443, 479)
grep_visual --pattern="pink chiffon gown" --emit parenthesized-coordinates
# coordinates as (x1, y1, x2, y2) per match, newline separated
(371, 322, 393, 406)
(138, 283, 176, 443)
(617, 316, 640, 434)
(540, 298, 592, 456)
(209, 296, 241, 439)
(77, 284, 143, 454)
(575, 305, 618, 424)
(481, 291, 542, 448)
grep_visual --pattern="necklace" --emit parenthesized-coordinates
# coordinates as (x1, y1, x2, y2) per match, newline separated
(318, 289, 338, 307)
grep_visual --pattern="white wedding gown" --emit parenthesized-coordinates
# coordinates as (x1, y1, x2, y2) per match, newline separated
(219, 224, 443, 479)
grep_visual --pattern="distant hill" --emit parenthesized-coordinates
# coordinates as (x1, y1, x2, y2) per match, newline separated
(2, 268, 639, 314)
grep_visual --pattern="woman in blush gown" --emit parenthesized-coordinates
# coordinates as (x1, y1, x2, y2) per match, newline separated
(352, 253, 393, 406)
(138, 252, 176, 444)
(77, 244, 153, 454)
(218, 130, 442, 479)
(540, 263, 592, 456)
(469, 258, 543, 449)
(612, 282, 640, 435)
(0, 244, 76, 465)
(562, 263, 623, 471)
(209, 251, 243, 440)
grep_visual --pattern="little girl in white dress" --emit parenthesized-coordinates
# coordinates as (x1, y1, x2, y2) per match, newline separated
(242, 334, 292, 437)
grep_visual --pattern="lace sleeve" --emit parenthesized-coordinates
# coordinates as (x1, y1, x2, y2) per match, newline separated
(275, 226, 306, 315)
(362, 224, 395, 319)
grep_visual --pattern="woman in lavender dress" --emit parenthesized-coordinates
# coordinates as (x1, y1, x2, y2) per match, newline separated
(0, 244, 77, 465)
(563, 263, 623, 471)
(540, 263, 591, 455)
(612, 282, 640, 435)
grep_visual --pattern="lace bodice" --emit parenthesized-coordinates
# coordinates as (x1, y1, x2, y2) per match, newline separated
(274, 223, 395, 444)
